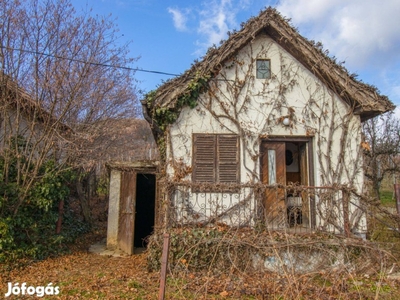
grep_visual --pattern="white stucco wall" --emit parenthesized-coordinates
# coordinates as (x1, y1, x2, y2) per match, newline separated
(165, 34, 366, 233)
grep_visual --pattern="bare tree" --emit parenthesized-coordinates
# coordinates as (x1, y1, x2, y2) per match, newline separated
(0, 0, 139, 220)
(363, 111, 400, 199)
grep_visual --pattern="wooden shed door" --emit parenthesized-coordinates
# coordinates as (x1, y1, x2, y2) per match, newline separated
(118, 171, 136, 255)
(261, 142, 286, 228)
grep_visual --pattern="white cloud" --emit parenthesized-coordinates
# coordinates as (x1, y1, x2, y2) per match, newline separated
(238, 0, 252, 9)
(277, 0, 344, 24)
(167, 0, 239, 56)
(277, 0, 400, 70)
(168, 7, 189, 32)
(172, 0, 399, 68)
(195, 0, 237, 54)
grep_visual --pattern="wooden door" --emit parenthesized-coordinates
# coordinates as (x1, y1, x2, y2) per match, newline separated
(261, 142, 286, 228)
(299, 143, 309, 226)
(118, 171, 136, 255)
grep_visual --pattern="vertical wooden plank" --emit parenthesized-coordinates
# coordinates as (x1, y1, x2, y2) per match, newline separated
(305, 140, 316, 229)
(395, 184, 400, 216)
(154, 176, 160, 229)
(299, 143, 309, 226)
(118, 171, 136, 255)
(158, 233, 170, 300)
(261, 142, 286, 228)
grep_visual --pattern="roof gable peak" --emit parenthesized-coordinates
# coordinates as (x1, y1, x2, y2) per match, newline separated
(143, 7, 394, 130)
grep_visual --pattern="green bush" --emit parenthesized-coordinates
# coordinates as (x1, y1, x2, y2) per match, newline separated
(0, 155, 87, 262)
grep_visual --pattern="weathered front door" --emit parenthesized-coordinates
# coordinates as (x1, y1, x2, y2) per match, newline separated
(299, 143, 310, 226)
(118, 171, 136, 255)
(261, 142, 286, 228)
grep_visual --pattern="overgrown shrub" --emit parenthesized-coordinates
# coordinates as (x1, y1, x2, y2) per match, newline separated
(147, 227, 390, 275)
(0, 155, 87, 262)
(147, 227, 242, 272)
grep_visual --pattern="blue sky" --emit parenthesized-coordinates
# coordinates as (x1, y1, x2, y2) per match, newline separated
(71, 0, 400, 114)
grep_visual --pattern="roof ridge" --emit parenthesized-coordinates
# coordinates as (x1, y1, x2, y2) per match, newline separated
(143, 7, 394, 125)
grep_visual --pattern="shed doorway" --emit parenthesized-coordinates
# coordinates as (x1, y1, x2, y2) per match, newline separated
(118, 172, 156, 254)
(134, 173, 156, 248)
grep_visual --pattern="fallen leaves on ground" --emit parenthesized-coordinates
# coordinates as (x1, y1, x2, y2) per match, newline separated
(1, 233, 159, 299)
(2, 234, 400, 299)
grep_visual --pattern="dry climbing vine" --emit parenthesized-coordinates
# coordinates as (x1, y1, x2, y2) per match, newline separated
(144, 29, 376, 235)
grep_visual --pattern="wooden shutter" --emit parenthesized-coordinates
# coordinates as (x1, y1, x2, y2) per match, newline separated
(193, 134, 216, 183)
(193, 134, 239, 184)
(217, 135, 239, 183)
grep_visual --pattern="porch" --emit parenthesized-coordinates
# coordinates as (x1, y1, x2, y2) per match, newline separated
(165, 182, 363, 237)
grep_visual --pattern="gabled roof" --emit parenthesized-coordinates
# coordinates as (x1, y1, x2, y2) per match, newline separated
(143, 7, 394, 123)
(96, 118, 159, 163)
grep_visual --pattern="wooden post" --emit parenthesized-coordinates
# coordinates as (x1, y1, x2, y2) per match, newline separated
(394, 184, 400, 216)
(158, 233, 170, 300)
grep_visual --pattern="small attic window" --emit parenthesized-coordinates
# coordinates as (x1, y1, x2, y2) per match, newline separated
(256, 59, 271, 79)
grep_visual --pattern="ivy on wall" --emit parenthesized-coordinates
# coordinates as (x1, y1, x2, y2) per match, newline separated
(144, 73, 210, 132)
(144, 73, 211, 161)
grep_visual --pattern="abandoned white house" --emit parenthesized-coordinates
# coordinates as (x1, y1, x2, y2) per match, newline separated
(108, 8, 394, 254)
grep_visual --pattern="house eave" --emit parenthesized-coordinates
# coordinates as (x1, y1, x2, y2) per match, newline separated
(106, 160, 159, 172)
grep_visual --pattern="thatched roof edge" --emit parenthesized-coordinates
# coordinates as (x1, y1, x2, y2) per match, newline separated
(144, 7, 394, 123)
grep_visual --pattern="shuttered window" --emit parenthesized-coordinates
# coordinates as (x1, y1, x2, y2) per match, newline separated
(193, 134, 240, 184)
